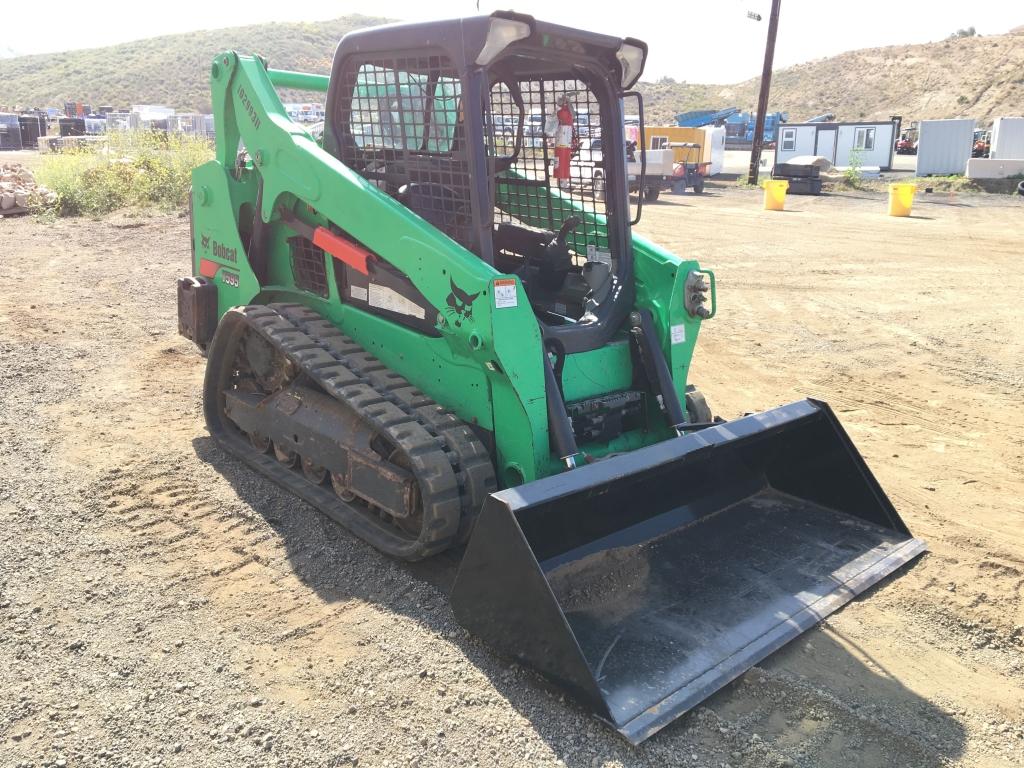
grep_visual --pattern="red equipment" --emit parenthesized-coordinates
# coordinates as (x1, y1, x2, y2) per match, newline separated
(553, 96, 574, 181)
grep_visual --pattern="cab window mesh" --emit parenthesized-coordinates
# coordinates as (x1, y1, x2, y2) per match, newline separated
(488, 78, 611, 264)
(338, 55, 474, 252)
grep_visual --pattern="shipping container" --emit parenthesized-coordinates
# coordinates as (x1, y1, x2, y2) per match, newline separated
(704, 126, 726, 176)
(990, 117, 1024, 160)
(916, 119, 975, 176)
(0, 114, 24, 150)
(18, 115, 46, 148)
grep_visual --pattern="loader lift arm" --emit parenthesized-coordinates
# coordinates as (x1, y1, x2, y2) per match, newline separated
(206, 52, 498, 324)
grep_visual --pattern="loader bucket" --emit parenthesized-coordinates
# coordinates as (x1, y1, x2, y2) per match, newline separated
(450, 399, 925, 744)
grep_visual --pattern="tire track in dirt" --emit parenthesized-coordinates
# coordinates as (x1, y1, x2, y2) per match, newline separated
(86, 460, 377, 672)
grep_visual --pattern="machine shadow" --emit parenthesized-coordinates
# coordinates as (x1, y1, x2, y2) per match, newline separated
(699, 605, 966, 768)
(191, 436, 965, 767)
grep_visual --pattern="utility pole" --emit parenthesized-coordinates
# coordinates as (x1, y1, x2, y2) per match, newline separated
(747, 0, 782, 186)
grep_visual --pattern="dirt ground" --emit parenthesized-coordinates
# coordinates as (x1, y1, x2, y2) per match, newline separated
(1, 186, 1022, 768)
(0, 150, 45, 171)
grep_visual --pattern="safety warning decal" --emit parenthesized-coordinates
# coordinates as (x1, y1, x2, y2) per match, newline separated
(670, 324, 686, 345)
(368, 283, 426, 319)
(494, 278, 518, 309)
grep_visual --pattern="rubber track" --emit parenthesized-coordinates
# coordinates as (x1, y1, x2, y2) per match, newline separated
(205, 303, 495, 560)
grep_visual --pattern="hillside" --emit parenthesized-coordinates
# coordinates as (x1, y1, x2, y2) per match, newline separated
(1, 20, 1022, 123)
(0, 16, 389, 112)
(642, 29, 1024, 124)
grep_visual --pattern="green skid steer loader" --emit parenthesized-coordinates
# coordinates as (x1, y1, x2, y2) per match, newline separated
(178, 13, 925, 743)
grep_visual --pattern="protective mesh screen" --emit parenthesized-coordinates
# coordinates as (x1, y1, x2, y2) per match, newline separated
(337, 55, 474, 251)
(488, 78, 611, 264)
(289, 237, 329, 298)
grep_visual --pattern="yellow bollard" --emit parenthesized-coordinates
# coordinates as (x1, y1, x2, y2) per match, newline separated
(888, 183, 917, 217)
(762, 179, 788, 211)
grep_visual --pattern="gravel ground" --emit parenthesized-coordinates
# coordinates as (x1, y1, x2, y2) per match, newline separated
(1, 188, 1023, 767)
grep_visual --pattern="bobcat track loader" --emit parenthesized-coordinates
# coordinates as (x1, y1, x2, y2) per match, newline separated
(178, 13, 925, 743)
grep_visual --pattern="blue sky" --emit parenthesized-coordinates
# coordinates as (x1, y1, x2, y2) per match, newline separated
(1, 0, 1020, 83)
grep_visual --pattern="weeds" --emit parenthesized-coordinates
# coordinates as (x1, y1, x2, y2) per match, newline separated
(37, 131, 212, 217)
(827, 174, 1020, 195)
(841, 148, 864, 187)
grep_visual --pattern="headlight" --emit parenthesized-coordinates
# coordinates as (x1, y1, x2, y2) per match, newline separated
(476, 18, 532, 66)
(616, 42, 646, 89)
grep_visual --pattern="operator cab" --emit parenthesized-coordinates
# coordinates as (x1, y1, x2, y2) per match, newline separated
(323, 13, 647, 353)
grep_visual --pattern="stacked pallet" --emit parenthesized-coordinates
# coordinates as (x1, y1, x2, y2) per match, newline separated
(0, 163, 55, 215)
(772, 162, 822, 195)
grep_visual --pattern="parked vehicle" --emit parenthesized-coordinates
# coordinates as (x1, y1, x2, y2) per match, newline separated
(972, 129, 991, 158)
(626, 140, 676, 200)
(667, 141, 707, 194)
(179, 12, 924, 744)
(896, 129, 918, 155)
(570, 138, 675, 201)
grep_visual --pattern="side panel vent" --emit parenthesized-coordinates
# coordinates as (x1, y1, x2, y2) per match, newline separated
(289, 237, 329, 298)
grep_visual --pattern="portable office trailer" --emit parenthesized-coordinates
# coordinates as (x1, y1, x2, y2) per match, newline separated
(774, 118, 899, 170)
(990, 117, 1024, 160)
(917, 119, 975, 175)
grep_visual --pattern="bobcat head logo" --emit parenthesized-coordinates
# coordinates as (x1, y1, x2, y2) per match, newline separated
(444, 278, 480, 328)
(200, 233, 210, 249)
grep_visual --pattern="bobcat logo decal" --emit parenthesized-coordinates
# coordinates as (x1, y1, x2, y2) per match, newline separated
(444, 278, 480, 328)
(200, 233, 210, 250)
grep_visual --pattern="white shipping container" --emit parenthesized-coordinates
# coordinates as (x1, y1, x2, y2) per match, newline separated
(702, 126, 726, 176)
(917, 119, 974, 176)
(990, 117, 1024, 160)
